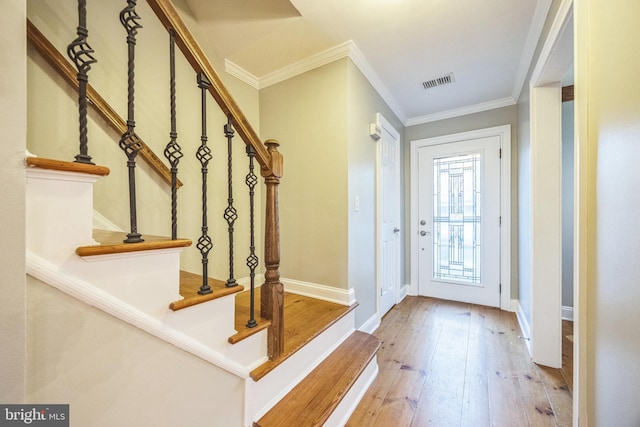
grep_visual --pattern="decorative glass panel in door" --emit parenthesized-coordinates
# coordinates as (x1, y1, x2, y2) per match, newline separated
(417, 135, 501, 307)
(432, 153, 481, 285)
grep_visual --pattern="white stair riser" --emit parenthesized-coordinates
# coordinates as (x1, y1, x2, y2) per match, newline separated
(323, 356, 379, 427)
(248, 310, 356, 422)
(26, 168, 98, 261)
(26, 167, 260, 362)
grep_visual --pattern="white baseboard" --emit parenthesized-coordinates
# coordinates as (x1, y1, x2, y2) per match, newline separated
(562, 305, 574, 321)
(237, 274, 265, 289)
(93, 210, 122, 231)
(398, 284, 409, 303)
(358, 313, 380, 334)
(515, 300, 532, 356)
(281, 278, 356, 306)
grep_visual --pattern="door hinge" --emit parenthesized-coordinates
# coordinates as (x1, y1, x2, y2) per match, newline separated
(499, 216, 502, 227)
(499, 148, 502, 159)
(499, 283, 502, 294)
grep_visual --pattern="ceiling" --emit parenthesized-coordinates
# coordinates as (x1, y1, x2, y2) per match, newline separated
(186, 0, 551, 126)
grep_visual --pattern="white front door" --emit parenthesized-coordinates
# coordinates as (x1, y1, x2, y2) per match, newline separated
(377, 114, 401, 317)
(417, 136, 501, 307)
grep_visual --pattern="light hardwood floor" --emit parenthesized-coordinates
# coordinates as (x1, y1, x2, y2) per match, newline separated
(347, 297, 573, 427)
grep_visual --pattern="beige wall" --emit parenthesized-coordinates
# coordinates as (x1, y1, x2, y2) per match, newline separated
(1, 0, 27, 404)
(259, 58, 403, 328)
(260, 59, 350, 289)
(27, 0, 262, 280)
(346, 60, 404, 327)
(26, 277, 244, 426)
(404, 105, 519, 297)
(576, 0, 640, 424)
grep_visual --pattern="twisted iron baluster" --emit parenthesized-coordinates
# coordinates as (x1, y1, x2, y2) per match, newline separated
(67, 0, 97, 165)
(196, 73, 213, 295)
(224, 115, 238, 288)
(164, 30, 183, 240)
(245, 145, 259, 328)
(119, 0, 144, 243)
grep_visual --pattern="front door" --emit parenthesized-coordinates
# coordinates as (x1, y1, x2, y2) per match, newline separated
(417, 136, 501, 307)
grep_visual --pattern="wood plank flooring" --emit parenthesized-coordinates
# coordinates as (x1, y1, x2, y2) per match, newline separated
(347, 297, 573, 427)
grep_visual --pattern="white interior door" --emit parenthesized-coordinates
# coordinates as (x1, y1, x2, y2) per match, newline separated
(377, 114, 401, 317)
(417, 136, 501, 307)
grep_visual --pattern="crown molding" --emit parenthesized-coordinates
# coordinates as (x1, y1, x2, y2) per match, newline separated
(224, 40, 407, 123)
(260, 41, 353, 88)
(530, 0, 574, 86)
(512, 0, 554, 102)
(346, 42, 407, 124)
(224, 59, 260, 89)
(405, 96, 516, 127)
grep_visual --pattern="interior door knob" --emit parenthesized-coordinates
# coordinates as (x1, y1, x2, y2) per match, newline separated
(393, 227, 400, 233)
(420, 230, 431, 236)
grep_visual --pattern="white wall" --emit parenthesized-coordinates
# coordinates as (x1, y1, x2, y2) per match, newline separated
(0, 0, 27, 404)
(516, 0, 564, 327)
(576, 0, 640, 423)
(561, 100, 574, 309)
(26, 276, 245, 426)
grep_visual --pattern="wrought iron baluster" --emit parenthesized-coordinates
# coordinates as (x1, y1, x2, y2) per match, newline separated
(224, 115, 238, 288)
(245, 145, 258, 328)
(196, 73, 213, 295)
(119, 0, 144, 243)
(67, 0, 97, 165)
(164, 29, 182, 240)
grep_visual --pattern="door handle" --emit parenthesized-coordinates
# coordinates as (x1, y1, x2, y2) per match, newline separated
(420, 230, 431, 236)
(393, 227, 400, 233)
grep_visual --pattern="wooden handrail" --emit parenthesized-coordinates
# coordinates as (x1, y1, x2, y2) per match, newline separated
(26, 19, 181, 188)
(146, 0, 284, 359)
(145, 0, 272, 174)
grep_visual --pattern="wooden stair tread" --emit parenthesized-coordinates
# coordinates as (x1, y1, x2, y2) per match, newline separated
(250, 293, 358, 381)
(170, 271, 244, 311)
(254, 331, 380, 427)
(229, 289, 271, 344)
(27, 156, 110, 176)
(76, 229, 191, 257)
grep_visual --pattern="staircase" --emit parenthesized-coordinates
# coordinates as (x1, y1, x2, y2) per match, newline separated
(25, 1, 379, 424)
(25, 156, 379, 426)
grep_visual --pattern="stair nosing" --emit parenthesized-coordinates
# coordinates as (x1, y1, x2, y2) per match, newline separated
(250, 301, 359, 381)
(254, 330, 380, 427)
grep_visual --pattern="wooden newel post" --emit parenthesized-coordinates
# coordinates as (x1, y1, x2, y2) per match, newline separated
(261, 139, 284, 359)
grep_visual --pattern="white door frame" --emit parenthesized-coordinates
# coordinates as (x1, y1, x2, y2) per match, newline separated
(528, 0, 573, 370)
(410, 125, 511, 311)
(375, 112, 402, 318)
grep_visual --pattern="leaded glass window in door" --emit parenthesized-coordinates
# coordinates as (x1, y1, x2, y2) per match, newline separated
(432, 153, 481, 285)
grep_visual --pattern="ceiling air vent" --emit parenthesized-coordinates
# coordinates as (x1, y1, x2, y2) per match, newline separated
(422, 72, 455, 90)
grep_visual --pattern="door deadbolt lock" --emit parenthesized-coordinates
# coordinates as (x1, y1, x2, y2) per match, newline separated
(420, 220, 427, 225)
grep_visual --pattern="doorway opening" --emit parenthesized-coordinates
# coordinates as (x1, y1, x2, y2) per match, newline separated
(410, 125, 511, 310)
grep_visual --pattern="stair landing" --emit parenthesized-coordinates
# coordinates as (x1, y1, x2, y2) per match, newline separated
(249, 292, 358, 381)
